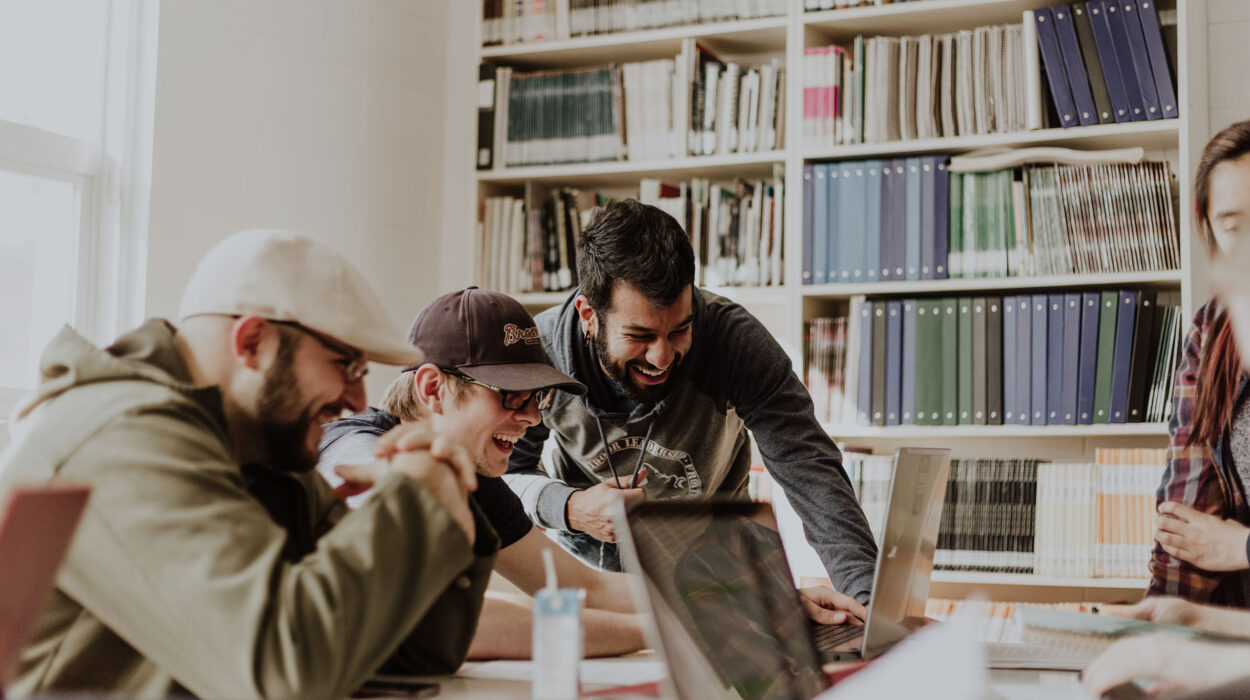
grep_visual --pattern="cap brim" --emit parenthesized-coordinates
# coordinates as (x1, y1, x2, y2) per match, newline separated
(460, 362, 587, 395)
(360, 340, 424, 367)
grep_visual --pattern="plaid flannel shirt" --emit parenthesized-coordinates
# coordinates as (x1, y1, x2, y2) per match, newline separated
(1149, 300, 1250, 605)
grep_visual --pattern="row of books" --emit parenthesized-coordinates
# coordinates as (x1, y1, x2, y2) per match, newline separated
(481, 0, 788, 47)
(804, 289, 1182, 427)
(805, 0, 933, 10)
(641, 170, 787, 288)
(803, 23, 1029, 148)
(800, 157, 1178, 285)
(1027, 2, 1177, 128)
(477, 43, 784, 169)
(846, 449, 1163, 578)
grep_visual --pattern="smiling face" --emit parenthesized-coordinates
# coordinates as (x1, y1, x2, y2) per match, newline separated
(581, 282, 694, 404)
(423, 370, 542, 477)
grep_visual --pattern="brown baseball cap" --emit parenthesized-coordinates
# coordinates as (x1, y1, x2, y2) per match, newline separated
(405, 287, 585, 395)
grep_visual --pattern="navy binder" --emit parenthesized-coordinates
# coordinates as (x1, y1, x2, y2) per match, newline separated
(1077, 292, 1101, 424)
(1032, 7, 1080, 128)
(1003, 296, 1018, 425)
(1031, 295, 1049, 425)
(812, 165, 828, 284)
(826, 164, 841, 284)
(1118, 0, 1163, 120)
(1086, 0, 1134, 123)
(880, 160, 907, 281)
(857, 300, 874, 425)
(1134, 0, 1177, 119)
(1016, 296, 1033, 425)
(905, 157, 923, 281)
(1046, 294, 1065, 425)
(1109, 290, 1140, 423)
(1101, 0, 1148, 121)
(1061, 293, 1082, 425)
(902, 299, 917, 424)
(1052, 4, 1100, 126)
(802, 164, 814, 284)
(934, 158, 950, 280)
(920, 157, 937, 280)
(1071, 3, 1116, 123)
(987, 297, 1004, 425)
(886, 300, 903, 426)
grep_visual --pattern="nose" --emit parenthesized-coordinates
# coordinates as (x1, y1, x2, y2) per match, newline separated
(516, 398, 541, 427)
(646, 339, 674, 371)
(342, 377, 367, 414)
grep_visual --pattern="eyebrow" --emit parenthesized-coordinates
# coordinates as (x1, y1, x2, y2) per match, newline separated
(1213, 208, 1244, 220)
(622, 315, 694, 333)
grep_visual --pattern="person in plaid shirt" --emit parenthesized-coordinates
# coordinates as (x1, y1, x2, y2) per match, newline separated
(1151, 120, 1250, 606)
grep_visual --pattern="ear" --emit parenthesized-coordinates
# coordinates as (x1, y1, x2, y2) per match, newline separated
(412, 364, 447, 415)
(228, 316, 275, 371)
(574, 294, 598, 339)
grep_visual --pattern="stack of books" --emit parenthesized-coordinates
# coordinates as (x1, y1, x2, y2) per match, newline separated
(478, 41, 785, 168)
(801, 157, 1178, 284)
(1026, 2, 1177, 127)
(806, 316, 849, 424)
(802, 23, 1029, 148)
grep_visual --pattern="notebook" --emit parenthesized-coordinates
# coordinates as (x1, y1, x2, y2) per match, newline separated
(614, 447, 951, 700)
(0, 484, 90, 689)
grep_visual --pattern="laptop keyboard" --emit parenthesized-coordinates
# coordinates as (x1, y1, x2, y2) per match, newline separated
(811, 623, 865, 651)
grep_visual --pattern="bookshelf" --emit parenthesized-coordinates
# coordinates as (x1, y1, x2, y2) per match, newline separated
(470, 0, 1208, 600)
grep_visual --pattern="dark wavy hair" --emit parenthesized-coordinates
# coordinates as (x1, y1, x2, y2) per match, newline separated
(575, 199, 695, 314)
(1190, 120, 1250, 446)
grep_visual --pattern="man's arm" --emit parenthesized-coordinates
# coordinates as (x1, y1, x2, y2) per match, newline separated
(494, 527, 636, 612)
(505, 420, 580, 531)
(55, 410, 497, 700)
(466, 592, 645, 659)
(711, 304, 878, 603)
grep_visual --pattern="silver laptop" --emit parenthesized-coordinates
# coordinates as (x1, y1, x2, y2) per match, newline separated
(614, 447, 951, 700)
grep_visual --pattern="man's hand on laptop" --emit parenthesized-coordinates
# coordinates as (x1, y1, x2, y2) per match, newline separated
(567, 469, 648, 542)
(798, 585, 867, 625)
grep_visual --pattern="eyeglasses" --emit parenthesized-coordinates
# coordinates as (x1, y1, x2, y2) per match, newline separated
(271, 321, 369, 384)
(446, 371, 555, 412)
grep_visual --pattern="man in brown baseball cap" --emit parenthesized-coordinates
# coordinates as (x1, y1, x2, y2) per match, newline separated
(320, 287, 647, 659)
(0, 229, 495, 698)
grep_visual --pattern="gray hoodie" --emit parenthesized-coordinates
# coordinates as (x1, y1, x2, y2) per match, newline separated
(504, 289, 878, 602)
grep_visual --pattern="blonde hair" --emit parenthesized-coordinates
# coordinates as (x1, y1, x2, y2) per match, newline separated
(380, 368, 465, 421)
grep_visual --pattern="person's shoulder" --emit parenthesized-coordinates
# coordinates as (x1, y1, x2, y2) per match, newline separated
(695, 288, 779, 348)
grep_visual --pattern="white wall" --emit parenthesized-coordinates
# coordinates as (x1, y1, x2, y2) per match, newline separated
(147, 0, 449, 398)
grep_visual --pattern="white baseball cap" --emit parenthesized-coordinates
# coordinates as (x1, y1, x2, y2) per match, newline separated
(178, 229, 423, 366)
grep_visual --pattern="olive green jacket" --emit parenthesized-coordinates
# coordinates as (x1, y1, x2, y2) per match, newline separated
(0, 320, 498, 699)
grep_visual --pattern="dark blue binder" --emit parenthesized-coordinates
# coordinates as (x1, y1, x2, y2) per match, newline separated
(1118, 0, 1162, 120)
(920, 158, 936, 280)
(857, 300, 874, 425)
(1086, 0, 1134, 123)
(1016, 296, 1033, 425)
(1032, 7, 1080, 128)
(845, 162, 865, 282)
(886, 300, 903, 426)
(1101, 0, 1148, 121)
(1109, 290, 1140, 423)
(826, 164, 841, 283)
(1061, 293, 1082, 425)
(1031, 295, 1049, 425)
(1134, 0, 1177, 119)
(1046, 294, 1065, 425)
(1003, 296, 1018, 425)
(812, 165, 828, 284)
(880, 160, 906, 281)
(1077, 292, 1101, 424)
(1052, 4, 1100, 126)
(902, 299, 917, 424)
(933, 158, 950, 280)
(801, 164, 814, 284)
(863, 161, 881, 282)
(905, 157, 923, 281)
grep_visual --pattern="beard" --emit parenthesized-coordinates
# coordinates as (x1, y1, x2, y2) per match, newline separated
(254, 334, 322, 473)
(594, 329, 683, 404)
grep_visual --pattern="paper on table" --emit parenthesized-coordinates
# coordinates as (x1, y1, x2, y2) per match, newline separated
(458, 658, 668, 687)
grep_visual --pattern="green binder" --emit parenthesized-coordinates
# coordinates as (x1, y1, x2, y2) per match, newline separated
(1093, 290, 1119, 423)
(941, 297, 960, 425)
(958, 296, 974, 424)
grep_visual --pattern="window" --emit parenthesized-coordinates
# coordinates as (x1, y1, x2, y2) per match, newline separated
(0, 0, 159, 424)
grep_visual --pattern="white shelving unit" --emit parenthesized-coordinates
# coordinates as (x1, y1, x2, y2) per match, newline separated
(472, 0, 1208, 602)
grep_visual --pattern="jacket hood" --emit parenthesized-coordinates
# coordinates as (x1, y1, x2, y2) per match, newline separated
(12, 319, 213, 424)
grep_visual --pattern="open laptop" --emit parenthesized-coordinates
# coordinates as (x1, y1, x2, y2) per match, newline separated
(0, 484, 90, 690)
(614, 447, 951, 700)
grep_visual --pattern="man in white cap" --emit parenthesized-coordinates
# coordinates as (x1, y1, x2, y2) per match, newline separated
(0, 230, 495, 699)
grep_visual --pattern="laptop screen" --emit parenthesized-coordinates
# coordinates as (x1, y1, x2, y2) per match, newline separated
(619, 501, 828, 700)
